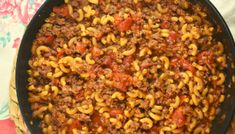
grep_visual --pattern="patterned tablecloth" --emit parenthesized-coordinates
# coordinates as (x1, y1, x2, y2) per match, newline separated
(0, 0, 45, 133)
(0, 0, 234, 133)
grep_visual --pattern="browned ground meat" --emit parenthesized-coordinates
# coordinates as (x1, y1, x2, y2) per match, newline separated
(27, 0, 227, 133)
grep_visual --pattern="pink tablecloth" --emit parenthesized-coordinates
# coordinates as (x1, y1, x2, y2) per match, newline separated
(0, 119, 16, 134)
(0, 0, 44, 133)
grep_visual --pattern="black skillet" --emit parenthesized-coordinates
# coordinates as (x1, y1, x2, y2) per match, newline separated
(16, 0, 235, 133)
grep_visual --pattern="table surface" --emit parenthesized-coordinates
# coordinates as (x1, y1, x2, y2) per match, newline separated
(0, 0, 235, 133)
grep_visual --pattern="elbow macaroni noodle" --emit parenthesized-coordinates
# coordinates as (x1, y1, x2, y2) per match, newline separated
(36, 46, 50, 57)
(122, 45, 136, 56)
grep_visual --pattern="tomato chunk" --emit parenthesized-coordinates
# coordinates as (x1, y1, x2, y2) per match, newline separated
(132, 16, 142, 23)
(76, 42, 86, 54)
(112, 73, 133, 92)
(131, 24, 140, 32)
(114, 15, 123, 26)
(110, 64, 121, 72)
(168, 31, 178, 43)
(180, 95, 188, 104)
(170, 58, 179, 67)
(123, 56, 134, 65)
(92, 111, 102, 128)
(91, 111, 107, 134)
(160, 20, 170, 29)
(91, 46, 102, 59)
(67, 120, 82, 134)
(180, 58, 196, 74)
(172, 107, 186, 128)
(107, 51, 116, 59)
(141, 59, 156, 69)
(99, 0, 105, 4)
(150, 126, 160, 134)
(89, 71, 97, 79)
(95, 31, 104, 40)
(57, 49, 65, 58)
(117, 17, 134, 32)
(103, 56, 113, 66)
(53, 4, 69, 17)
(170, 58, 196, 74)
(197, 50, 214, 65)
(44, 35, 55, 45)
(103, 51, 116, 66)
(109, 108, 123, 117)
(38, 35, 55, 45)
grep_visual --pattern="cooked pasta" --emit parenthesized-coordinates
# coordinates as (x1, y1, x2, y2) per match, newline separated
(28, 0, 227, 133)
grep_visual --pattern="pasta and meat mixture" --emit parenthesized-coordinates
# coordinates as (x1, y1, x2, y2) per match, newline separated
(28, 0, 227, 133)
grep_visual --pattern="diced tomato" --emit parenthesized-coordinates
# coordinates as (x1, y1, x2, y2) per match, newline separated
(76, 42, 86, 54)
(170, 58, 180, 67)
(197, 50, 214, 65)
(171, 44, 181, 53)
(53, 4, 69, 17)
(173, 72, 180, 80)
(114, 15, 123, 26)
(180, 58, 196, 74)
(141, 59, 155, 69)
(112, 73, 133, 92)
(145, 72, 152, 79)
(95, 31, 104, 40)
(103, 56, 112, 66)
(99, 0, 105, 4)
(172, 107, 186, 128)
(106, 51, 116, 59)
(104, 51, 116, 66)
(114, 82, 128, 92)
(170, 58, 196, 74)
(117, 17, 134, 32)
(160, 20, 170, 29)
(150, 126, 160, 134)
(132, 16, 142, 23)
(57, 49, 65, 58)
(110, 64, 120, 72)
(109, 108, 123, 117)
(141, 62, 154, 69)
(67, 120, 82, 134)
(91, 46, 102, 59)
(52, 79, 60, 86)
(89, 65, 101, 79)
(91, 111, 107, 134)
(123, 56, 134, 65)
(168, 31, 178, 43)
(131, 24, 140, 32)
(44, 35, 55, 45)
(38, 35, 55, 45)
(180, 95, 188, 104)
(89, 72, 97, 79)
(92, 111, 102, 128)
